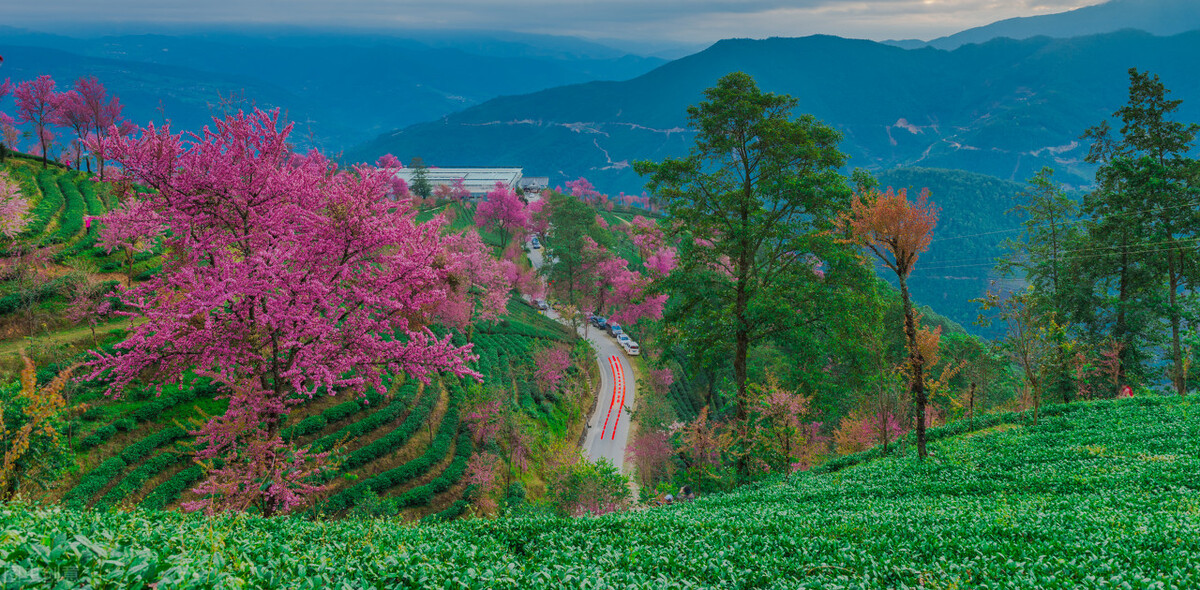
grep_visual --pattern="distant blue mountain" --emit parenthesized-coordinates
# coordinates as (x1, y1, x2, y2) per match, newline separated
(922, 0, 1200, 49)
(0, 27, 665, 150)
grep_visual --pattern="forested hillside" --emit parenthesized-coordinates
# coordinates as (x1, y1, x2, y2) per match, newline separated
(350, 30, 1200, 191)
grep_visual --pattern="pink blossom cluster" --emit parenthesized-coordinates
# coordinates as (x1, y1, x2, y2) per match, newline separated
(84, 108, 508, 514)
(0, 170, 30, 239)
(533, 345, 572, 392)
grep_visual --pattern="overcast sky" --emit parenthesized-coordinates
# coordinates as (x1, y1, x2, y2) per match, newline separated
(6, 0, 1104, 43)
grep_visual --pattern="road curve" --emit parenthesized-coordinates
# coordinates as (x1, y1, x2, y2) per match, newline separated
(527, 246, 637, 476)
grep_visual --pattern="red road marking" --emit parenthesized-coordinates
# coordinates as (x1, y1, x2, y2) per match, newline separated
(600, 356, 619, 440)
(612, 359, 626, 435)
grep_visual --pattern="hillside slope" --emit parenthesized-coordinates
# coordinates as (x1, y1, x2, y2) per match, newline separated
(4, 396, 1196, 587)
(349, 30, 1200, 193)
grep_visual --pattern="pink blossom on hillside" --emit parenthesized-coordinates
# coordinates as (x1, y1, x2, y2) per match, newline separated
(96, 198, 163, 255)
(566, 177, 600, 202)
(595, 214, 609, 230)
(644, 247, 677, 276)
(375, 153, 402, 169)
(465, 452, 501, 513)
(0, 170, 30, 239)
(465, 399, 502, 447)
(84, 109, 500, 514)
(625, 428, 673, 486)
(475, 181, 528, 247)
(14, 75, 61, 166)
(533, 345, 572, 392)
(648, 368, 674, 394)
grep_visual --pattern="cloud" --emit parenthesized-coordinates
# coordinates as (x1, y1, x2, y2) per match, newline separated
(6, 0, 1106, 43)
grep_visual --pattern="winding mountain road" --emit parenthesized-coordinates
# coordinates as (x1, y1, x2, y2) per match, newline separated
(527, 246, 637, 476)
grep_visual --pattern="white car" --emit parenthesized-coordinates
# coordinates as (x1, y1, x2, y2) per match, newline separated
(621, 340, 641, 356)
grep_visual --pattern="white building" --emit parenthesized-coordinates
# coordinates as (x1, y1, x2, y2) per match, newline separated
(394, 167, 524, 198)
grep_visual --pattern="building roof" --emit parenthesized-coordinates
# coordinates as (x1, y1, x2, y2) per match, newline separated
(394, 167, 523, 196)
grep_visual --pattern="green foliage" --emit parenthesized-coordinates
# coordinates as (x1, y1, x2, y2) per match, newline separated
(5, 397, 1199, 588)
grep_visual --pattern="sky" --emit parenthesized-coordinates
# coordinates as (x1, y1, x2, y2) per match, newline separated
(5, 0, 1105, 44)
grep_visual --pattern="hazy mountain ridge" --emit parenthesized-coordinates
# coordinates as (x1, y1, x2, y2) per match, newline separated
(923, 0, 1200, 50)
(349, 30, 1200, 193)
(0, 27, 666, 150)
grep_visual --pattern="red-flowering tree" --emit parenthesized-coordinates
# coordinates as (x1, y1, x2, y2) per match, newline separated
(85, 109, 505, 515)
(14, 75, 61, 169)
(846, 187, 939, 459)
(474, 181, 528, 248)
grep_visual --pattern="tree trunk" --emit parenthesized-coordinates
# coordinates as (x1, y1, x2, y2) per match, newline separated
(1168, 248, 1185, 396)
(1115, 235, 1129, 388)
(898, 275, 927, 460)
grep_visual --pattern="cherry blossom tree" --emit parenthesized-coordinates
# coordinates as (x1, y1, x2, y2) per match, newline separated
(14, 75, 61, 168)
(52, 88, 89, 171)
(625, 428, 673, 487)
(0, 79, 12, 162)
(566, 177, 601, 204)
(85, 109, 505, 515)
(0, 170, 30, 240)
(532, 345, 572, 393)
(464, 452, 501, 513)
(74, 76, 124, 179)
(474, 181, 528, 248)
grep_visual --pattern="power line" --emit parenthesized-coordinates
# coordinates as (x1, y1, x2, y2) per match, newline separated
(915, 236, 1200, 273)
(927, 194, 1200, 245)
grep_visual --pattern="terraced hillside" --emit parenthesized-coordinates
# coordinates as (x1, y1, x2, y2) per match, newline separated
(0, 157, 160, 345)
(4, 395, 1195, 588)
(36, 296, 576, 521)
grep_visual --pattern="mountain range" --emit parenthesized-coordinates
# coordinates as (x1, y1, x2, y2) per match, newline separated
(0, 27, 664, 150)
(348, 30, 1200, 193)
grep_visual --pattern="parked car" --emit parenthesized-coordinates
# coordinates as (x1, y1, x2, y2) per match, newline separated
(530, 237, 541, 249)
(622, 340, 641, 356)
(590, 315, 606, 327)
(535, 299, 549, 311)
(617, 333, 632, 346)
(607, 323, 623, 337)
(594, 318, 608, 331)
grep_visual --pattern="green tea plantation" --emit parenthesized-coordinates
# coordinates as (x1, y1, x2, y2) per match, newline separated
(3, 395, 1197, 588)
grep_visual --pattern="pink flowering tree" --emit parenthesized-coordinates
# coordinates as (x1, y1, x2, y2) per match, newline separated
(85, 109, 503, 516)
(566, 177, 601, 204)
(14, 75, 62, 169)
(0, 170, 30, 241)
(474, 181, 528, 248)
(749, 377, 825, 477)
(450, 177, 471, 201)
(533, 345, 572, 393)
(96, 198, 163, 286)
(833, 409, 905, 455)
(464, 452, 501, 513)
(52, 88, 89, 171)
(625, 428, 674, 487)
(75, 76, 124, 179)
(0, 79, 13, 162)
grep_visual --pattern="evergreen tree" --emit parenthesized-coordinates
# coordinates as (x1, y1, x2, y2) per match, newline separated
(1081, 68, 1200, 393)
(636, 72, 851, 477)
(409, 156, 433, 200)
(997, 167, 1081, 402)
